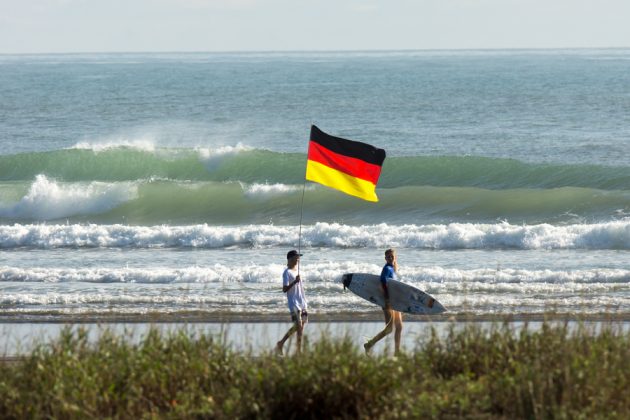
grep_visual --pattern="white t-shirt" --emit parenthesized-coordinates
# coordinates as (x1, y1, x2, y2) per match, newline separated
(283, 267, 307, 313)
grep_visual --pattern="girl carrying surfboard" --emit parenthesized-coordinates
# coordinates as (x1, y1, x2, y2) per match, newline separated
(364, 248, 403, 355)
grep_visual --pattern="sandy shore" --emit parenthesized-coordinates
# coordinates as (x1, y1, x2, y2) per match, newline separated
(1, 310, 629, 324)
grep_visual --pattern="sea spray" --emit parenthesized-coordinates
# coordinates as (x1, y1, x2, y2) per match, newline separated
(0, 175, 137, 220)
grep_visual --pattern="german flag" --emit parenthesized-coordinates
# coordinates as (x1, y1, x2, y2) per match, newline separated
(306, 125, 386, 202)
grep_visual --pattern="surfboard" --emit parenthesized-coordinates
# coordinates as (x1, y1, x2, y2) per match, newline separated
(342, 273, 446, 315)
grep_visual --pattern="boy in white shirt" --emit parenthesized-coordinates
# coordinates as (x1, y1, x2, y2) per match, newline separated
(276, 249, 308, 355)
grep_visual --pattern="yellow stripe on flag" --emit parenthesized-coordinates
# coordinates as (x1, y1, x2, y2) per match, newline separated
(306, 160, 379, 202)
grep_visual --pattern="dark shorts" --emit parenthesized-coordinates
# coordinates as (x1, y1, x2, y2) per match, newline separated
(291, 309, 308, 324)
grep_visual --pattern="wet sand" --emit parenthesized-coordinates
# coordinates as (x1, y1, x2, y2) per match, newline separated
(2, 310, 629, 324)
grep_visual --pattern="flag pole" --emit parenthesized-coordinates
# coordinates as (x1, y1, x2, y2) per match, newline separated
(297, 180, 307, 276)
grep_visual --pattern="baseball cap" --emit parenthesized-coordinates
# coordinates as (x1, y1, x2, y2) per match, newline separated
(286, 250, 303, 259)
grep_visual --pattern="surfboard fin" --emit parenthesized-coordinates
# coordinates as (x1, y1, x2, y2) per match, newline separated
(342, 273, 353, 290)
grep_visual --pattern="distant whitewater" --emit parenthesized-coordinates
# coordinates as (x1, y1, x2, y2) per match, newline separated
(1, 221, 629, 250)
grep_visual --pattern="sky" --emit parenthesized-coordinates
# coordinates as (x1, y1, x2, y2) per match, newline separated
(1, 0, 630, 54)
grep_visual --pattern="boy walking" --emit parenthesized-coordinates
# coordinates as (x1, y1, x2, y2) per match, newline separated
(276, 250, 308, 355)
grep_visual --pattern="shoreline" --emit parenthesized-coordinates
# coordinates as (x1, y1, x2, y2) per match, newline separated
(1, 311, 629, 323)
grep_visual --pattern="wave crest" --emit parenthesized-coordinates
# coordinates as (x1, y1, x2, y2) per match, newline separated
(1, 221, 629, 250)
(0, 175, 137, 220)
(2, 148, 629, 190)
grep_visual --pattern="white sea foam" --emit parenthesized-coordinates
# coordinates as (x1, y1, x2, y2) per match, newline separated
(0, 265, 286, 284)
(2, 264, 628, 289)
(0, 291, 287, 311)
(197, 143, 251, 171)
(402, 266, 630, 286)
(1, 254, 628, 316)
(2, 262, 628, 316)
(0, 175, 137, 220)
(3, 291, 626, 315)
(242, 183, 306, 197)
(196, 143, 251, 157)
(1, 220, 630, 249)
(71, 136, 157, 152)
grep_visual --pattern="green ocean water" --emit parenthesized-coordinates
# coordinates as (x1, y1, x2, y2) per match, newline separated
(0, 148, 628, 224)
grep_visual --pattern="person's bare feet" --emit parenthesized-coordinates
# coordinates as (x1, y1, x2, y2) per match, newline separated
(363, 342, 371, 355)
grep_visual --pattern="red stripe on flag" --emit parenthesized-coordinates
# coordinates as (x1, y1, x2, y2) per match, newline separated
(307, 141, 382, 185)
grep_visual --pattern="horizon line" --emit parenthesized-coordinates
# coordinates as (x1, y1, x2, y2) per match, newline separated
(2, 46, 630, 56)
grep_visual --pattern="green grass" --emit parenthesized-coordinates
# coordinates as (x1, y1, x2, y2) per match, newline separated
(1, 322, 629, 419)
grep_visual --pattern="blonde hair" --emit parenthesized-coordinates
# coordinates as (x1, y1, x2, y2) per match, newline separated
(385, 248, 398, 273)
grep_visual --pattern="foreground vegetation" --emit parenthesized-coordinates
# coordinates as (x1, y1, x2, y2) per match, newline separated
(1, 322, 629, 419)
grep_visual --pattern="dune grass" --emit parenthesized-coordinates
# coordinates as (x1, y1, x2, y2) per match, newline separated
(1, 321, 629, 419)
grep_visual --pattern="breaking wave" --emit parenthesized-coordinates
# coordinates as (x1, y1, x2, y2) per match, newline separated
(1, 221, 629, 250)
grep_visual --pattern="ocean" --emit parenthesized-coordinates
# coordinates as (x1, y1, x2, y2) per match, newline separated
(1, 49, 629, 322)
